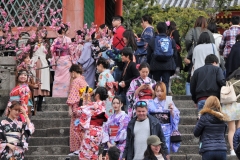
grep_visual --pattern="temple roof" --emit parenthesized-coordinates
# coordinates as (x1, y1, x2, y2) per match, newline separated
(158, 0, 240, 8)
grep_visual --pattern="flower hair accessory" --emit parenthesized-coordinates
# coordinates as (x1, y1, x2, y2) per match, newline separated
(166, 21, 170, 27)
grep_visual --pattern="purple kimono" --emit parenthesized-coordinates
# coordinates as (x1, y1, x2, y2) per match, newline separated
(148, 98, 180, 153)
(102, 111, 130, 159)
(77, 41, 96, 89)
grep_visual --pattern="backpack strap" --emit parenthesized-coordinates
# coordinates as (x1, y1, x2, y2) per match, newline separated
(232, 79, 240, 86)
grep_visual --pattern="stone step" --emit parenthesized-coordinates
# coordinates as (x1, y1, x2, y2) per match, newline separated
(29, 134, 228, 146)
(170, 154, 238, 160)
(25, 155, 78, 160)
(32, 125, 196, 137)
(29, 137, 69, 146)
(41, 100, 195, 111)
(30, 116, 198, 129)
(24, 153, 238, 160)
(43, 96, 192, 104)
(32, 108, 197, 119)
(26, 146, 70, 155)
(33, 128, 70, 137)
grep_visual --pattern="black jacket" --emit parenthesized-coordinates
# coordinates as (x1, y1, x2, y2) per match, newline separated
(147, 33, 178, 72)
(119, 61, 140, 93)
(190, 64, 226, 103)
(122, 115, 168, 160)
(143, 154, 167, 160)
(225, 41, 240, 78)
(194, 108, 228, 154)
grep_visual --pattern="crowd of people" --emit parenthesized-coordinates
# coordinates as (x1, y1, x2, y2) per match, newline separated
(0, 13, 240, 160)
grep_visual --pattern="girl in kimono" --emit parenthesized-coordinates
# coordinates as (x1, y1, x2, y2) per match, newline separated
(77, 34, 96, 89)
(8, 68, 38, 121)
(67, 64, 88, 155)
(51, 23, 72, 97)
(148, 82, 180, 153)
(31, 27, 50, 111)
(127, 62, 156, 118)
(96, 57, 117, 116)
(102, 96, 130, 159)
(76, 87, 108, 159)
(0, 101, 35, 159)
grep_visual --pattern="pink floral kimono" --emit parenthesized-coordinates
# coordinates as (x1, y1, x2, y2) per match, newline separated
(66, 76, 88, 152)
(75, 101, 108, 159)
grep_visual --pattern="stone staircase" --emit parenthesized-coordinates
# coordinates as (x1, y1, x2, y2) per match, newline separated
(24, 96, 239, 160)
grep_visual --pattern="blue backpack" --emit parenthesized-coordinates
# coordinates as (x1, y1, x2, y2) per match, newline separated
(154, 35, 173, 61)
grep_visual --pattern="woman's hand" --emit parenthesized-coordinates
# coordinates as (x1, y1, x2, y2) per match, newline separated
(184, 58, 191, 65)
(7, 143, 16, 151)
(168, 103, 174, 118)
(20, 107, 27, 117)
(120, 81, 125, 88)
(68, 107, 72, 117)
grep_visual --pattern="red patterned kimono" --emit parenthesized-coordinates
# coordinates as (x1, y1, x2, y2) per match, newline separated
(8, 84, 30, 122)
(66, 76, 87, 152)
(75, 101, 108, 159)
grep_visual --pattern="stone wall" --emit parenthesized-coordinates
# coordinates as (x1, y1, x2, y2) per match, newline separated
(0, 56, 16, 111)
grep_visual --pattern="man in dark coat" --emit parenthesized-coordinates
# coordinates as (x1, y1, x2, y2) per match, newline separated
(122, 101, 169, 160)
(190, 54, 226, 112)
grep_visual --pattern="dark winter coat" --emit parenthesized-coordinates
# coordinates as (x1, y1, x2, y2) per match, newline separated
(194, 108, 228, 154)
(122, 115, 168, 160)
(190, 64, 226, 103)
(225, 41, 240, 78)
(233, 128, 240, 154)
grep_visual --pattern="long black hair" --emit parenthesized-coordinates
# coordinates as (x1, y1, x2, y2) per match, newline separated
(143, 145, 164, 160)
(122, 29, 137, 51)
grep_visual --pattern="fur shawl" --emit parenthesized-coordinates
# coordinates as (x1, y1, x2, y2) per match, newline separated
(200, 108, 229, 121)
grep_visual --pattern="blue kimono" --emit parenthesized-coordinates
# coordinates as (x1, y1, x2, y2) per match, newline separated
(148, 97, 180, 153)
(77, 42, 96, 88)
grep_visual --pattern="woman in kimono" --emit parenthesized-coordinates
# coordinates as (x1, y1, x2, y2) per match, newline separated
(148, 82, 180, 153)
(66, 64, 88, 155)
(102, 96, 130, 159)
(127, 62, 156, 118)
(77, 34, 96, 89)
(75, 87, 108, 159)
(96, 57, 117, 116)
(31, 27, 50, 111)
(0, 101, 35, 159)
(51, 23, 72, 97)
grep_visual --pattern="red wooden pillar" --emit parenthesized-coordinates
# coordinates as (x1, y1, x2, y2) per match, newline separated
(94, 0, 105, 27)
(115, 0, 123, 16)
(62, 0, 84, 38)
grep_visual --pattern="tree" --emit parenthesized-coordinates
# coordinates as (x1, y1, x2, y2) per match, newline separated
(123, 1, 208, 95)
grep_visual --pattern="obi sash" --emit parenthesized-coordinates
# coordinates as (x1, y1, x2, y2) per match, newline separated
(90, 113, 107, 126)
(139, 89, 152, 100)
(6, 132, 21, 143)
(10, 96, 33, 107)
(150, 112, 170, 124)
(109, 125, 119, 137)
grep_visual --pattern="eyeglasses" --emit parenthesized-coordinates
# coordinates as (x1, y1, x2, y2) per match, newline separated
(136, 101, 147, 107)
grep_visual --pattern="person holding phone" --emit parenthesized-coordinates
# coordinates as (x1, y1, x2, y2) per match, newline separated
(148, 82, 180, 153)
(127, 62, 156, 118)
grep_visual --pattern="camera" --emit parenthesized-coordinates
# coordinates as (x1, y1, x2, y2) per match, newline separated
(91, 39, 108, 59)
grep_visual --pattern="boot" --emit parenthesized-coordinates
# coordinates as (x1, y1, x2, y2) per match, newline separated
(37, 96, 43, 111)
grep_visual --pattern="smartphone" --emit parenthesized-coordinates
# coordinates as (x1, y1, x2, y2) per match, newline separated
(145, 82, 150, 85)
(164, 96, 172, 110)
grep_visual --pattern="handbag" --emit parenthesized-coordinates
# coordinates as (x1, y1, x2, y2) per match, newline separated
(170, 130, 182, 142)
(220, 80, 240, 104)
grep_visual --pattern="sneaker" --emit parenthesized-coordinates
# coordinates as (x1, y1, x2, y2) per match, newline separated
(230, 149, 236, 155)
